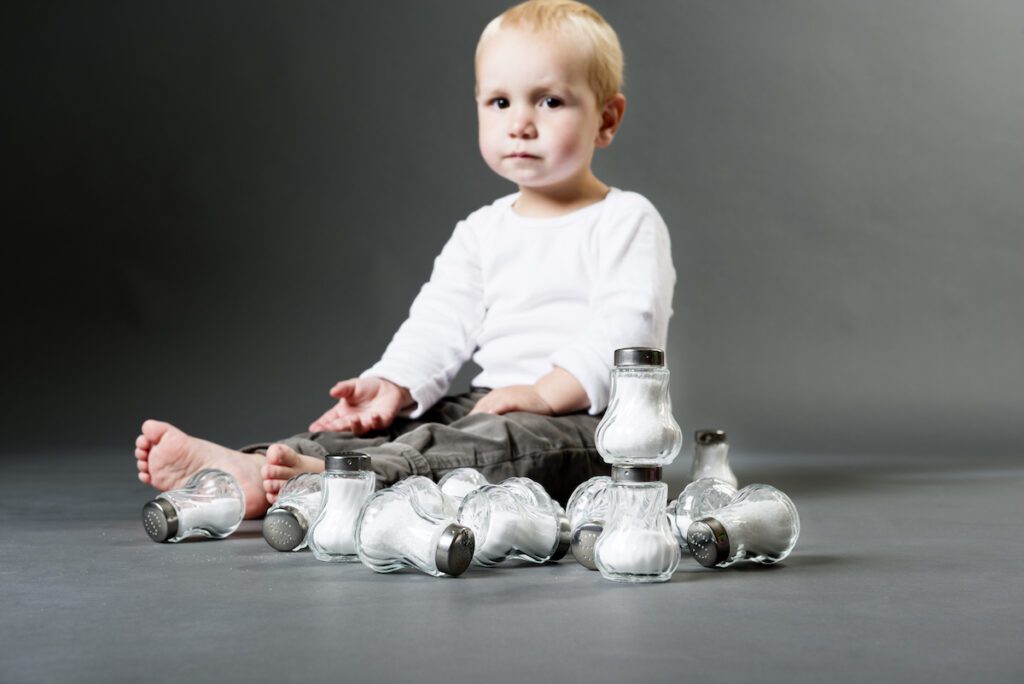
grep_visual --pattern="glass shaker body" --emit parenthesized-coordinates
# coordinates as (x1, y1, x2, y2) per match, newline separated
(690, 429, 738, 487)
(355, 476, 475, 577)
(438, 468, 489, 502)
(458, 477, 569, 566)
(687, 484, 800, 567)
(142, 468, 245, 543)
(263, 472, 323, 552)
(595, 364, 682, 466)
(666, 477, 737, 550)
(565, 475, 613, 569)
(594, 481, 680, 583)
(307, 455, 376, 563)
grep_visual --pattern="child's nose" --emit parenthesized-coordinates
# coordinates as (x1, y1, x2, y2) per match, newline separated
(509, 114, 537, 139)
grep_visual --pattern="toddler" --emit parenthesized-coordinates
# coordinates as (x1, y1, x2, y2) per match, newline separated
(134, 0, 676, 514)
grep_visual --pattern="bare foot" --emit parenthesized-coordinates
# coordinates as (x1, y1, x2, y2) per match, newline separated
(135, 419, 268, 518)
(262, 444, 326, 504)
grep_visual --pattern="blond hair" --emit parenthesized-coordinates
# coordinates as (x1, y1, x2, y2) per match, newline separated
(476, 0, 624, 105)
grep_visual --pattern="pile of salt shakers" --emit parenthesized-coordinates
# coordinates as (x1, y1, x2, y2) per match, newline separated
(141, 347, 800, 583)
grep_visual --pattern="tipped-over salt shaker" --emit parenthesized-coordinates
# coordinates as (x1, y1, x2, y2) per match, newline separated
(142, 469, 245, 543)
(263, 472, 323, 552)
(690, 429, 738, 487)
(687, 484, 800, 567)
(355, 476, 475, 577)
(666, 477, 737, 551)
(565, 475, 613, 569)
(458, 477, 570, 566)
(438, 468, 489, 502)
(307, 453, 376, 562)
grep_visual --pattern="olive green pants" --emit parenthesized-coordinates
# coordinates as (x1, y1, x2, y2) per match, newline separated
(241, 389, 609, 505)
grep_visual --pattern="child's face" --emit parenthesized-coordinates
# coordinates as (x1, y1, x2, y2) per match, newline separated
(476, 28, 605, 194)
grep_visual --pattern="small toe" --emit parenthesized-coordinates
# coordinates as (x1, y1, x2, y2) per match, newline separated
(264, 464, 295, 480)
(138, 472, 151, 484)
(264, 479, 285, 494)
(135, 448, 148, 460)
(136, 435, 150, 449)
(137, 459, 149, 473)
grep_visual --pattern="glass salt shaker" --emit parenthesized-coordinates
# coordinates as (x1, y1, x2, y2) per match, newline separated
(594, 348, 683, 466)
(307, 452, 376, 563)
(438, 467, 489, 502)
(458, 476, 570, 566)
(593, 467, 681, 583)
(355, 476, 475, 577)
(262, 472, 323, 552)
(142, 468, 245, 543)
(592, 348, 683, 583)
(665, 477, 737, 551)
(686, 484, 800, 567)
(565, 475, 613, 570)
(690, 429, 738, 487)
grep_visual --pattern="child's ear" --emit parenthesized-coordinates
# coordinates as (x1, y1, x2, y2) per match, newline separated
(595, 93, 626, 148)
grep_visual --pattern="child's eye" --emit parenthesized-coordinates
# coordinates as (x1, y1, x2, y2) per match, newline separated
(490, 98, 510, 109)
(541, 97, 563, 109)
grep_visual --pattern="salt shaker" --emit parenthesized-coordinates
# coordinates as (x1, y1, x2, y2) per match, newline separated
(686, 484, 800, 567)
(593, 467, 681, 583)
(438, 468, 489, 503)
(307, 453, 376, 563)
(355, 476, 475, 577)
(565, 475, 613, 569)
(262, 472, 323, 552)
(690, 429, 738, 487)
(665, 477, 737, 551)
(142, 468, 245, 543)
(458, 477, 570, 566)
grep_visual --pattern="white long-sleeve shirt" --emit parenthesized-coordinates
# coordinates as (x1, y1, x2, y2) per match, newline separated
(362, 188, 676, 417)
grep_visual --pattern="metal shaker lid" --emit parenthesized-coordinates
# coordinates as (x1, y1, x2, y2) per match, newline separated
(687, 517, 731, 568)
(570, 521, 604, 570)
(613, 347, 665, 367)
(695, 430, 728, 446)
(142, 498, 178, 543)
(435, 524, 475, 577)
(262, 506, 308, 552)
(549, 513, 572, 562)
(611, 465, 664, 483)
(324, 452, 372, 472)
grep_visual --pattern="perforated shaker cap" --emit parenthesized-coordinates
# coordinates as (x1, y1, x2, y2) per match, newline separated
(262, 506, 308, 552)
(324, 452, 372, 472)
(550, 513, 572, 562)
(695, 430, 728, 446)
(570, 521, 604, 570)
(142, 498, 178, 543)
(687, 517, 731, 568)
(435, 524, 475, 577)
(613, 347, 665, 367)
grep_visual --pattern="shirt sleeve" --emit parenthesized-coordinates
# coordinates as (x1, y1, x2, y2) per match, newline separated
(362, 220, 485, 418)
(549, 207, 676, 414)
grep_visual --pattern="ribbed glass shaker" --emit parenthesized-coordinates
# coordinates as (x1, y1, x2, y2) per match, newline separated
(666, 477, 737, 551)
(142, 469, 245, 543)
(690, 429, 738, 487)
(594, 472, 680, 583)
(686, 484, 800, 568)
(307, 453, 376, 563)
(263, 472, 323, 552)
(355, 476, 475, 577)
(438, 467, 489, 502)
(565, 475, 613, 569)
(457, 477, 570, 566)
(595, 348, 683, 466)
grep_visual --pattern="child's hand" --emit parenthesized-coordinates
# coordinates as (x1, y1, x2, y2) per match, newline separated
(309, 377, 412, 436)
(469, 386, 554, 416)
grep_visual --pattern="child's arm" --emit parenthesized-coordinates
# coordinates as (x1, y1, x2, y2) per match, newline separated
(309, 376, 414, 435)
(469, 367, 589, 416)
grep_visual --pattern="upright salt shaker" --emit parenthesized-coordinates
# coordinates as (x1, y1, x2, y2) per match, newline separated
(307, 453, 376, 562)
(355, 476, 476, 577)
(142, 468, 245, 543)
(262, 472, 323, 552)
(458, 477, 570, 566)
(686, 484, 800, 567)
(593, 348, 683, 583)
(690, 429, 738, 487)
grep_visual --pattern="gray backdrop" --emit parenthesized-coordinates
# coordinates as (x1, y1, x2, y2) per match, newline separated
(4, 0, 1022, 463)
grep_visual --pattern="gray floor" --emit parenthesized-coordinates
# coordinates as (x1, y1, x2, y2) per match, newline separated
(2, 449, 1022, 684)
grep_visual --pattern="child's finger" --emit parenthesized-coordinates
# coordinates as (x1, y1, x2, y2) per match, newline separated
(330, 379, 357, 399)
